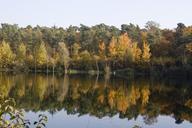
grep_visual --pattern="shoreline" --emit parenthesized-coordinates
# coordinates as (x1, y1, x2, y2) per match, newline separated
(0, 66, 191, 78)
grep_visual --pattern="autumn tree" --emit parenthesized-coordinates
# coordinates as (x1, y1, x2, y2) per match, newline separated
(79, 50, 92, 70)
(116, 33, 132, 59)
(17, 43, 26, 66)
(58, 42, 70, 73)
(142, 41, 151, 63)
(0, 40, 15, 67)
(72, 43, 81, 60)
(186, 43, 192, 53)
(185, 42, 192, 64)
(109, 34, 142, 64)
(93, 55, 100, 72)
(98, 41, 107, 71)
(98, 41, 106, 58)
(26, 53, 34, 68)
(34, 42, 48, 68)
(108, 37, 117, 58)
(132, 43, 142, 62)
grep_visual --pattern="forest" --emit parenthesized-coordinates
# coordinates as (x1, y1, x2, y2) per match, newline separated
(0, 21, 192, 75)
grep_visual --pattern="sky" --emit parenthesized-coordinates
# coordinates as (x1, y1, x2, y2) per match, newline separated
(0, 0, 191, 29)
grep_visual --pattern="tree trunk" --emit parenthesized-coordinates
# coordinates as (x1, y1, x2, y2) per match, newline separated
(64, 65, 68, 74)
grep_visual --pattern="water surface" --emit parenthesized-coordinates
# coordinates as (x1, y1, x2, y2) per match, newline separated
(1, 73, 192, 128)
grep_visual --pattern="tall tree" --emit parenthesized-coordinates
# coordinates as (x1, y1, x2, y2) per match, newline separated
(72, 43, 81, 59)
(98, 41, 106, 58)
(175, 23, 186, 45)
(121, 23, 141, 42)
(142, 41, 151, 63)
(116, 33, 132, 59)
(0, 40, 15, 67)
(145, 21, 161, 44)
(58, 42, 70, 73)
(132, 43, 142, 63)
(17, 43, 26, 66)
(34, 42, 48, 68)
(108, 37, 117, 58)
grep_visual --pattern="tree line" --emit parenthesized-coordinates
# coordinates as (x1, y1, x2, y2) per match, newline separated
(0, 21, 192, 73)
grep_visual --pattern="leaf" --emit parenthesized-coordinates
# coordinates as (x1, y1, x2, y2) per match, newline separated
(34, 121, 38, 125)
(41, 123, 46, 127)
(10, 116, 16, 120)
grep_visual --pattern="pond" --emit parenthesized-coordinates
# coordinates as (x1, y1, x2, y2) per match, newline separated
(0, 73, 192, 128)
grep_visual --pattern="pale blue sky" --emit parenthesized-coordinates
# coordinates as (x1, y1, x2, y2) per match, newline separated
(0, 0, 191, 29)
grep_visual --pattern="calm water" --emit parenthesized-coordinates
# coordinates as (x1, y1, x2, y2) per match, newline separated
(0, 73, 192, 128)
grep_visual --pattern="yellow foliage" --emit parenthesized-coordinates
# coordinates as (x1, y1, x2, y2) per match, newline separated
(108, 34, 142, 63)
(186, 43, 192, 53)
(71, 84, 80, 100)
(0, 75, 13, 97)
(108, 37, 117, 57)
(35, 42, 48, 67)
(185, 99, 192, 109)
(58, 42, 70, 70)
(99, 41, 105, 57)
(183, 26, 192, 37)
(72, 43, 81, 59)
(34, 75, 48, 101)
(16, 84, 25, 98)
(142, 41, 151, 62)
(129, 86, 140, 105)
(97, 94, 104, 104)
(26, 54, 34, 66)
(116, 87, 129, 113)
(132, 43, 142, 62)
(108, 90, 116, 109)
(116, 33, 132, 58)
(0, 41, 15, 67)
(117, 95, 129, 113)
(17, 43, 26, 65)
(141, 86, 150, 105)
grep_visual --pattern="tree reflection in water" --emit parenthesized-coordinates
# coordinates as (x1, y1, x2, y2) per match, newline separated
(0, 73, 192, 126)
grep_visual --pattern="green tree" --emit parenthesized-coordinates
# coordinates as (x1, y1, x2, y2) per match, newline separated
(145, 21, 161, 44)
(121, 23, 141, 42)
(79, 50, 92, 70)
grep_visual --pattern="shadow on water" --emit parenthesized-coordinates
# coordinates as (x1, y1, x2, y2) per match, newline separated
(0, 73, 192, 127)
